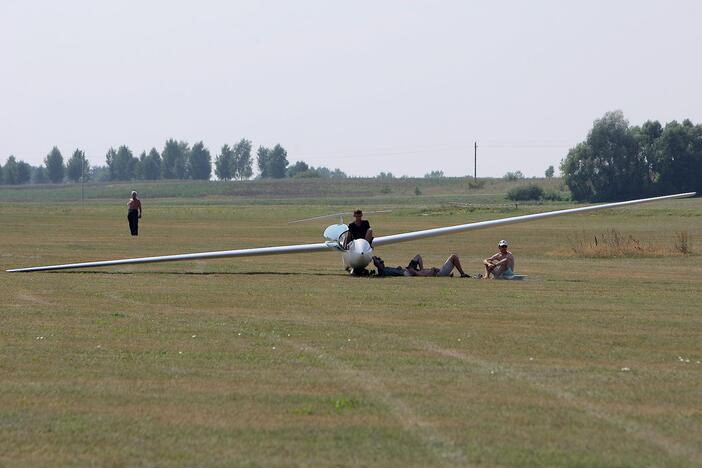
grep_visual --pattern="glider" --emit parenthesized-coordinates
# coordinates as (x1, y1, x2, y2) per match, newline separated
(6, 192, 695, 273)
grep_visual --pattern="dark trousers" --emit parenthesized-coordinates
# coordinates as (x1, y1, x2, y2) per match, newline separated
(128, 210, 139, 236)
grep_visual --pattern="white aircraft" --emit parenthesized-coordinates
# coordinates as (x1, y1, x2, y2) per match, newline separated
(6, 192, 695, 273)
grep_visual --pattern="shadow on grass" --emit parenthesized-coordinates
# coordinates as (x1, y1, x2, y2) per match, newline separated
(56, 270, 345, 277)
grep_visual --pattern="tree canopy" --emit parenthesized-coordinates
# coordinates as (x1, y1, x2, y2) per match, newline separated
(161, 139, 189, 179)
(45, 147, 64, 183)
(561, 111, 702, 201)
(215, 144, 234, 181)
(32, 166, 49, 184)
(232, 139, 253, 180)
(3, 156, 18, 184)
(106, 146, 137, 181)
(188, 142, 212, 180)
(66, 149, 90, 183)
(141, 148, 162, 180)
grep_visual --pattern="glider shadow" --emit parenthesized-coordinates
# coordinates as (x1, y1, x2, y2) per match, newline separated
(56, 270, 342, 277)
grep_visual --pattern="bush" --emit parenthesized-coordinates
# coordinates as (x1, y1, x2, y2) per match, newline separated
(467, 179, 485, 189)
(542, 189, 564, 201)
(503, 170, 524, 181)
(507, 184, 544, 201)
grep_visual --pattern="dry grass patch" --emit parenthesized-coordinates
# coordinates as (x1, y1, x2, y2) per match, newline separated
(553, 229, 694, 257)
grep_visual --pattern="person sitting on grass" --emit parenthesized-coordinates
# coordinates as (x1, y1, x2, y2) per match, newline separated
(482, 240, 515, 279)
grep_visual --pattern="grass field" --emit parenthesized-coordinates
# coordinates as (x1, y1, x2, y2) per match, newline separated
(1, 180, 700, 466)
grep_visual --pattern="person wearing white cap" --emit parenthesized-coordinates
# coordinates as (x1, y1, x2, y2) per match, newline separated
(482, 240, 514, 279)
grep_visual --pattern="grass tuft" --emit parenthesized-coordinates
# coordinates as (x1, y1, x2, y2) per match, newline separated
(675, 231, 692, 254)
(331, 397, 359, 412)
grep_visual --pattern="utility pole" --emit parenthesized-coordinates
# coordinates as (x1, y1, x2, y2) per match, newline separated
(474, 141, 477, 179)
(81, 156, 84, 202)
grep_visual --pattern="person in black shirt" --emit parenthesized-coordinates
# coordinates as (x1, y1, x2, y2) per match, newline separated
(343, 209, 374, 249)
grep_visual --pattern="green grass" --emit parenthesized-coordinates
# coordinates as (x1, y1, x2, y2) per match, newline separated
(1, 181, 700, 466)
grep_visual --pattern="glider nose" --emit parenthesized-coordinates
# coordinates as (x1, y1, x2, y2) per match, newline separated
(345, 239, 373, 269)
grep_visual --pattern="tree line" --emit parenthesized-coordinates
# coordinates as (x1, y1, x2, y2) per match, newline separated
(561, 111, 702, 201)
(0, 139, 348, 185)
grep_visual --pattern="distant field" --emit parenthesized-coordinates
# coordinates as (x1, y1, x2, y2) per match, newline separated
(0, 176, 566, 205)
(1, 180, 700, 466)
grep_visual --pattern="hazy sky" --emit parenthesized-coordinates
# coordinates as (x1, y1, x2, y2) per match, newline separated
(2, 1, 701, 177)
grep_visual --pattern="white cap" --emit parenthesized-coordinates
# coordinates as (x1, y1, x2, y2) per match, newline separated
(498, 239, 508, 247)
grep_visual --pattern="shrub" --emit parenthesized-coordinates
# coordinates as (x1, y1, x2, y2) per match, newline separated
(506, 184, 544, 201)
(503, 170, 524, 181)
(467, 179, 485, 189)
(542, 189, 564, 201)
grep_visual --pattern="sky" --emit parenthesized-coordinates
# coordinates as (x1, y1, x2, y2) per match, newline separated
(1, 0, 701, 177)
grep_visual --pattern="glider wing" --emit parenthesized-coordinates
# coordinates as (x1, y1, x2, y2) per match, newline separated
(7, 242, 336, 272)
(373, 192, 696, 247)
(7, 192, 695, 272)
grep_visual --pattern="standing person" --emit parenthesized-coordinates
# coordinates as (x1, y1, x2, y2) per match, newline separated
(343, 209, 374, 249)
(127, 191, 142, 236)
(482, 240, 515, 278)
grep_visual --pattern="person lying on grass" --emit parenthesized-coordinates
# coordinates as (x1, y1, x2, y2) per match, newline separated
(405, 254, 470, 277)
(373, 254, 470, 277)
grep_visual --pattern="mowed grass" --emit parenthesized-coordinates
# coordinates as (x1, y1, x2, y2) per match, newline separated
(1, 192, 701, 466)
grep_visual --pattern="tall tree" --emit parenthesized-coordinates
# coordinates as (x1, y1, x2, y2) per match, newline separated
(3, 156, 19, 184)
(561, 111, 648, 201)
(105, 147, 117, 180)
(215, 144, 234, 180)
(188, 141, 212, 180)
(545, 165, 555, 178)
(16, 161, 32, 184)
(135, 151, 146, 180)
(161, 139, 189, 179)
(650, 120, 702, 195)
(45, 146, 65, 183)
(32, 165, 49, 184)
(232, 138, 253, 179)
(257, 146, 270, 178)
(66, 149, 90, 183)
(267, 144, 289, 179)
(0, 161, 3, 184)
(141, 148, 161, 180)
(109, 145, 137, 180)
(2, 156, 30, 184)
